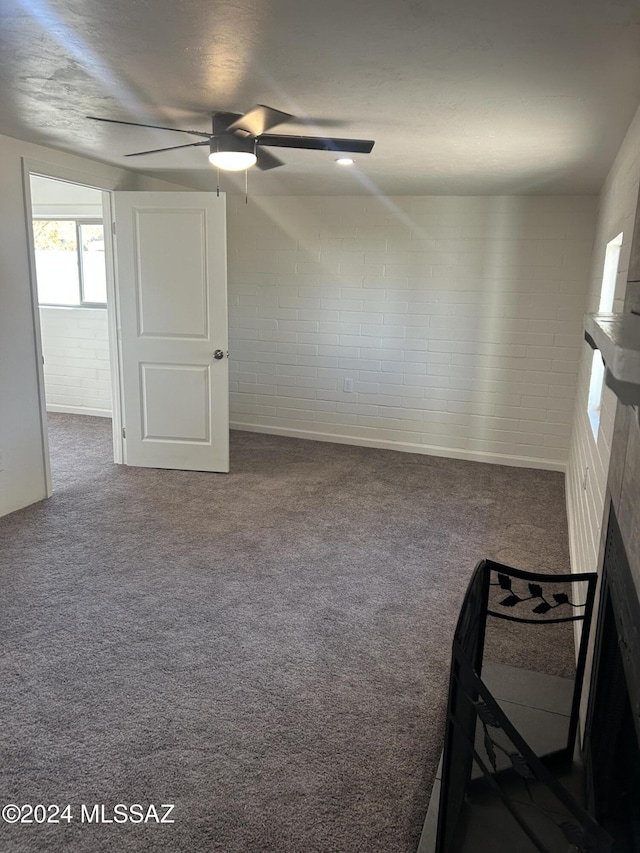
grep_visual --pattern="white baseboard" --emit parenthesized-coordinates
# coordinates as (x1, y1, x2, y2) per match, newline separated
(46, 405, 112, 419)
(230, 421, 567, 472)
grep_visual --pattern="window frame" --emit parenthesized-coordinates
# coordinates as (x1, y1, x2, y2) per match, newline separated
(587, 231, 623, 441)
(33, 216, 107, 309)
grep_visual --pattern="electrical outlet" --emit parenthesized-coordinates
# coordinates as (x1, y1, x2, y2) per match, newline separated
(344, 378, 354, 393)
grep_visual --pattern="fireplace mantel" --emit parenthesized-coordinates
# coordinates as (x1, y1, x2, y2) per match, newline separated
(584, 312, 640, 406)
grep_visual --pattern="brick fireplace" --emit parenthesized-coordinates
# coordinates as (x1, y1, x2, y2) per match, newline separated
(582, 325, 640, 848)
(581, 232, 640, 849)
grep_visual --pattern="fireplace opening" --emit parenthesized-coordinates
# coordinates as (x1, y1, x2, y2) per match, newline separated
(584, 510, 640, 851)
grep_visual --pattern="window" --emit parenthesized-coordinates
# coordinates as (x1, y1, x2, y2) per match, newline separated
(33, 219, 107, 306)
(587, 232, 622, 440)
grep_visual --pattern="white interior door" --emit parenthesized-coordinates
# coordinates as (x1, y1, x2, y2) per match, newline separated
(114, 192, 228, 472)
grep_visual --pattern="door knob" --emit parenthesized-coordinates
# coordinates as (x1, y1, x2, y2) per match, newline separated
(213, 349, 225, 360)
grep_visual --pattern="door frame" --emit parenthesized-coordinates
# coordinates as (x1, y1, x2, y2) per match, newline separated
(21, 157, 124, 496)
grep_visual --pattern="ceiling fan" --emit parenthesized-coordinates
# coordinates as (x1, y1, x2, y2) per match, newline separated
(87, 105, 375, 171)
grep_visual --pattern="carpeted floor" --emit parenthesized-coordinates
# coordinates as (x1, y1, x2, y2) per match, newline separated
(0, 414, 574, 852)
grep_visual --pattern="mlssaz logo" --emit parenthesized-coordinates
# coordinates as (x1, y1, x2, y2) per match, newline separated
(81, 804, 175, 824)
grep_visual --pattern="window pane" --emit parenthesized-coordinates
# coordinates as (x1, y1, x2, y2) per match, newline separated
(33, 220, 80, 305)
(79, 223, 107, 304)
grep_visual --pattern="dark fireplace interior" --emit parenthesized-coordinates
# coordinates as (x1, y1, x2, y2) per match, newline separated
(584, 510, 640, 851)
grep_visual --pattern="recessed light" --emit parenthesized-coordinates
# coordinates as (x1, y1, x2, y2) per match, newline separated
(336, 158, 354, 166)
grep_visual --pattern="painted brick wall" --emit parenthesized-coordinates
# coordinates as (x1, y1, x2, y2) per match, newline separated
(566, 106, 640, 575)
(227, 195, 596, 470)
(39, 306, 112, 416)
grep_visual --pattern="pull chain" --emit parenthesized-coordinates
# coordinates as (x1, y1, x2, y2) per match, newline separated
(245, 167, 248, 204)
(216, 166, 220, 197)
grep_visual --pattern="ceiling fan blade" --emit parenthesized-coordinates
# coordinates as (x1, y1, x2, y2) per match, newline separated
(257, 134, 375, 153)
(124, 141, 210, 157)
(227, 105, 293, 138)
(256, 148, 285, 171)
(289, 117, 351, 129)
(86, 115, 211, 139)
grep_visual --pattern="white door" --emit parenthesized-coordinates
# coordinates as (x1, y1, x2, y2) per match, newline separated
(113, 192, 228, 472)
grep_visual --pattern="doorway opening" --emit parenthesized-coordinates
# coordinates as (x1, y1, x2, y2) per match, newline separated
(25, 176, 229, 487)
(28, 173, 121, 490)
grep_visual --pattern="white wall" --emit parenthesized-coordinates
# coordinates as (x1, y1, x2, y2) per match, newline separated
(227, 195, 596, 470)
(566, 106, 640, 574)
(0, 131, 190, 518)
(30, 174, 105, 217)
(39, 307, 112, 416)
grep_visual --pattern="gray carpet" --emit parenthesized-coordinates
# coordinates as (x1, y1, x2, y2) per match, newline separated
(0, 414, 574, 852)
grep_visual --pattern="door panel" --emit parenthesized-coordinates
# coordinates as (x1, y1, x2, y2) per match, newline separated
(114, 192, 228, 472)
(135, 208, 209, 338)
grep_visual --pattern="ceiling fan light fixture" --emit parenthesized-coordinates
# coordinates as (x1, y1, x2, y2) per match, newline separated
(87, 107, 375, 174)
(208, 150, 257, 171)
(208, 136, 257, 171)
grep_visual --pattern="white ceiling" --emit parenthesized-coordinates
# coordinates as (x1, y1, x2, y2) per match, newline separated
(3, 0, 640, 195)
